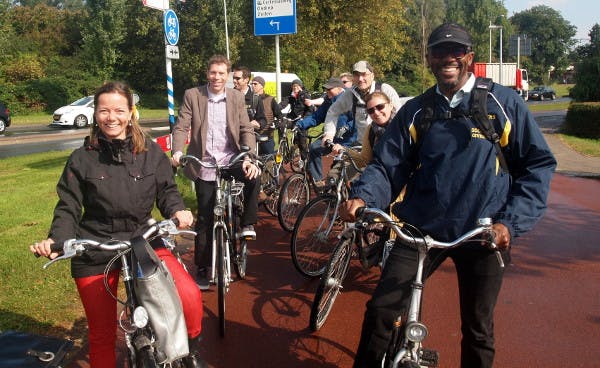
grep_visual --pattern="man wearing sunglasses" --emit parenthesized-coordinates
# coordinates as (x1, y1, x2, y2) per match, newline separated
(341, 23, 556, 367)
(322, 60, 408, 147)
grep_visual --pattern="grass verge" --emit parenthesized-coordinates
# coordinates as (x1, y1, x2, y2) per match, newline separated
(557, 134, 600, 156)
(0, 149, 196, 344)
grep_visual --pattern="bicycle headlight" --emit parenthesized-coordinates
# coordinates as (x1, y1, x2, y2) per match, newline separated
(275, 153, 283, 164)
(405, 322, 428, 342)
(214, 205, 225, 217)
(133, 306, 149, 328)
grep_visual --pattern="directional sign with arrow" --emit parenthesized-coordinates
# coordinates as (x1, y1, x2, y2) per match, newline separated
(254, 0, 297, 36)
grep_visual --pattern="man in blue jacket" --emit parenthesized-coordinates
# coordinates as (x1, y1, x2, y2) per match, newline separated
(341, 23, 556, 367)
(296, 77, 354, 185)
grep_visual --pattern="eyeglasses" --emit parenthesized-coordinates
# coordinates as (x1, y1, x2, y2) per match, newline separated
(366, 103, 387, 115)
(429, 45, 471, 59)
(232, 76, 242, 81)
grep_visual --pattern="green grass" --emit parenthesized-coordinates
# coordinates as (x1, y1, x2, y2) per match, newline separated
(557, 134, 600, 156)
(0, 150, 196, 342)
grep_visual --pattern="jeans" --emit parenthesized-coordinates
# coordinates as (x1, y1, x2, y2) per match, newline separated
(353, 242, 509, 368)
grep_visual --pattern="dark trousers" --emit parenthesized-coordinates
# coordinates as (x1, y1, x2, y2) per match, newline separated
(193, 166, 259, 269)
(353, 242, 509, 368)
(258, 136, 275, 155)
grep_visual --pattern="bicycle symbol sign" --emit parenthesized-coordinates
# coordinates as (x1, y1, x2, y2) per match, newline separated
(163, 9, 179, 46)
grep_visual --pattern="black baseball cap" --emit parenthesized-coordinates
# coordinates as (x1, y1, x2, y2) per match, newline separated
(427, 23, 473, 48)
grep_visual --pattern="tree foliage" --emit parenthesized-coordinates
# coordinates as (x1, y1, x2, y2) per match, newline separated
(510, 5, 576, 83)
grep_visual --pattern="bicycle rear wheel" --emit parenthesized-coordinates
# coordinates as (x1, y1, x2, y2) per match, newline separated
(216, 227, 226, 337)
(277, 173, 310, 232)
(310, 232, 354, 331)
(261, 157, 280, 216)
(291, 195, 342, 277)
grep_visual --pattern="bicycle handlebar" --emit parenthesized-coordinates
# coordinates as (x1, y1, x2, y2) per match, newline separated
(180, 149, 253, 171)
(323, 139, 364, 173)
(354, 207, 504, 267)
(40, 218, 196, 269)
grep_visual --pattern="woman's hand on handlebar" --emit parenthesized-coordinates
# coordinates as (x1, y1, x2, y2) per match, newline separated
(242, 160, 260, 180)
(173, 210, 194, 228)
(331, 143, 344, 155)
(30, 238, 59, 259)
(340, 198, 366, 222)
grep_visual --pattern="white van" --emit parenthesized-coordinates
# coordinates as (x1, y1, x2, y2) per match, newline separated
(227, 71, 301, 102)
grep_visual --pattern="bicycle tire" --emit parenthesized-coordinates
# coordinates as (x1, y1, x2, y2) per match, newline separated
(309, 233, 354, 331)
(291, 195, 342, 277)
(216, 227, 226, 337)
(230, 191, 248, 280)
(261, 157, 279, 216)
(277, 173, 310, 232)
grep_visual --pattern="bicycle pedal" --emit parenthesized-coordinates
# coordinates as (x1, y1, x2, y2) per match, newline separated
(419, 348, 439, 367)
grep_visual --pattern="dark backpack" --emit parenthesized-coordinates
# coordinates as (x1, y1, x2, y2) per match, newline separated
(415, 77, 509, 173)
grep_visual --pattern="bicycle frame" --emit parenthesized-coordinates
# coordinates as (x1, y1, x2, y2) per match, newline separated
(353, 208, 503, 368)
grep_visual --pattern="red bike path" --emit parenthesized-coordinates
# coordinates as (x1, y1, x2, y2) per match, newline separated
(67, 172, 600, 368)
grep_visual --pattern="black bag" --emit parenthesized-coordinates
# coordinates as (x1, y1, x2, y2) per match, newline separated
(0, 330, 73, 368)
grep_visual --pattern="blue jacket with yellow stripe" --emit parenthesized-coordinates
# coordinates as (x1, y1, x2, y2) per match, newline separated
(349, 79, 556, 242)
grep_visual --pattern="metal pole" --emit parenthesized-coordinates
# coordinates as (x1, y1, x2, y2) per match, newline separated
(517, 35, 521, 69)
(499, 27, 503, 85)
(275, 35, 281, 103)
(223, 0, 230, 59)
(489, 21, 492, 63)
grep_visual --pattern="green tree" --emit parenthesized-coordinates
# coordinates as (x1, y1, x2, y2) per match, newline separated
(510, 5, 576, 83)
(570, 24, 600, 101)
(80, 0, 127, 81)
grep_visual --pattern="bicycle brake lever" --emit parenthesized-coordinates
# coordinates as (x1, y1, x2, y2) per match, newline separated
(174, 229, 197, 237)
(42, 239, 80, 269)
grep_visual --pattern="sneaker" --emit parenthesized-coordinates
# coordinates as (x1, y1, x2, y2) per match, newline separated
(237, 225, 256, 240)
(195, 268, 210, 290)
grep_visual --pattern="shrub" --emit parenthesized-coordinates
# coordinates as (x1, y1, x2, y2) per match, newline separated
(563, 102, 600, 139)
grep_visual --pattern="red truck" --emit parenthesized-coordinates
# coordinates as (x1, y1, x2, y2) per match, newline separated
(472, 62, 529, 100)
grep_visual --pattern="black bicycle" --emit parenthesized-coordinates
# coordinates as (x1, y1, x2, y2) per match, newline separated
(180, 150, 253, 337)
(290, 143, 363, 277)
(39, 219, 197, 368)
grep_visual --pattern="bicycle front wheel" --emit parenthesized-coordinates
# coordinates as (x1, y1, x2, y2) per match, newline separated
(291, 195, 342, 277)
(216, 227, 226, 337)
(277, 173, 310, 232)
(310, 233, 354, 331)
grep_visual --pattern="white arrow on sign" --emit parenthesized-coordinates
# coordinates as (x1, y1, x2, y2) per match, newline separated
(269, 19, 280, 30)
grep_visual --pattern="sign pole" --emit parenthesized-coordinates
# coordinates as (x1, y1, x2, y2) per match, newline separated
(275, 35, 281, 103)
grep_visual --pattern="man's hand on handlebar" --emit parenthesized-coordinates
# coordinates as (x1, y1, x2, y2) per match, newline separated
(340, 198, 366, 222)
(242, 160, 260, 180)
(171, 151, 183, 167)
(30, 238, 59, 259)
(491, 223, 511, 250)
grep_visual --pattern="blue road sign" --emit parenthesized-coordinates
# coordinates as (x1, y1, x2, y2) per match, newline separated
(254, 0, 297, 36)
(163, 9, 180, 46)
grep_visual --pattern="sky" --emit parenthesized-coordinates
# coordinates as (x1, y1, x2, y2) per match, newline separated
(503, 0, 598, 43)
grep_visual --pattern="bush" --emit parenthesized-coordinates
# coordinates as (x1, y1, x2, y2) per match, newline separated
(570, 57, 600, 102)
(563, 102, 600, 139)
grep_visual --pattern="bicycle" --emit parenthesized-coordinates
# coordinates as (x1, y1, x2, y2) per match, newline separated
(346, 207, 504, 368)
(179, 150, 253, 337)
(309, 215, 390, 331)
(256, 130, 283, 217)
(39, 218, 198, 368)
(289, 143, 364, 277)
(276, 126, 327, 232)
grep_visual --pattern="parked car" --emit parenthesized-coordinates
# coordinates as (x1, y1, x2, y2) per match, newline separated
(0, 100, 10, 134)
(51, 94, 140, 129)
(528, 86, 556, 101)
(50, 96, 94, 128)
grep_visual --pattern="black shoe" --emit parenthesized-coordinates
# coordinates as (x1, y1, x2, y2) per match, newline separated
(182, 354, 209, 368)
(195, 268, 210, 290)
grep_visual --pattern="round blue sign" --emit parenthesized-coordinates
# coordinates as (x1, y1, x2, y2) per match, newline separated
(163, 9, 180, 46)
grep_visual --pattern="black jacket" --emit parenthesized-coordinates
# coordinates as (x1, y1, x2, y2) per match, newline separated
(49, 135, 186, 278)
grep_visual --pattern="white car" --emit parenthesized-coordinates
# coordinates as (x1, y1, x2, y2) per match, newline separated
(50, 94, 140, 129)
(50, 96, 94, 128)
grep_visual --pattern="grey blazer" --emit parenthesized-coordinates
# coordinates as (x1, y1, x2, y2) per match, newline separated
(172, 85, 255, 178)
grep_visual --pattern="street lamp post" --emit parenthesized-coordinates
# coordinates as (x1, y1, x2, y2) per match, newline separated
(489, 23, 503, 84)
